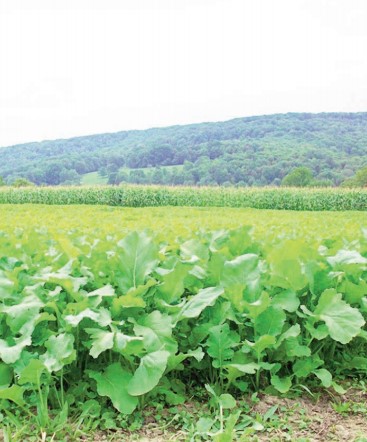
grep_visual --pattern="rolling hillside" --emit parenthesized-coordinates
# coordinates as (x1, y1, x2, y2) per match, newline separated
(1, 112, 366, 186)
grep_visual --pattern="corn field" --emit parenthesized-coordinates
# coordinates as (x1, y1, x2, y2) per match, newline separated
(0, 185, 367, 210)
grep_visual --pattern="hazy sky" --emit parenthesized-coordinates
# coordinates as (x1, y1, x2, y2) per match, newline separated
(0, 0, 366, 147)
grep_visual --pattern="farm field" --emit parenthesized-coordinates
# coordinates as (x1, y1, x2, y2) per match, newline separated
(0, 203, 367, 440)
(1, 185, 367, 211)
(81, 171, 108, 185)
(0, 204, 366, 242)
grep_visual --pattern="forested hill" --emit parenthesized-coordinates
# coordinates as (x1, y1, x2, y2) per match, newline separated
(1, 112, 367, 186)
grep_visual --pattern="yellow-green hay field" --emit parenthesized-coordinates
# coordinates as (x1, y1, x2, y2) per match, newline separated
(0, 204, 365, 243)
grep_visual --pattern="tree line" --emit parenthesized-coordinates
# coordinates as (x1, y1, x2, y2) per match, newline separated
(0, 112, 366, 187)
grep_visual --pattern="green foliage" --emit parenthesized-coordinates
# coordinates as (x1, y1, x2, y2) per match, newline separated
(1, 112, 367, 186)
(0, 224, 366, 437)
(0, 184, 367, 210)
(281, 167, 313, 187)
(342, 165, 367, 187)
(89, 364, 138, 414)
(11, 178, 34, 187)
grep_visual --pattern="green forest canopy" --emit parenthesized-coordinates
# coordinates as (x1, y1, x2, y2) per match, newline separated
(0, 112, 366, 186)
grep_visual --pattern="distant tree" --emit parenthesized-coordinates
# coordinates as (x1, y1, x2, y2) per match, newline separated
(107, 172, 118, 185)
(151, 167, 163, 184)
(308, 179, 333, 187)
(281, 167, 313, 187)
(99, 167, 107, 177)
(106, 163, 119, 174)
(43, 163, 63, 185)
(0, 176, 5, 186)
(59, 169, 80, 185)
(342, 166, 367, 187)
(129, 169, 147, 184)
(116, 170, 129, 184)
(12, 178, 34, 187)
(352, 166, 367, 187)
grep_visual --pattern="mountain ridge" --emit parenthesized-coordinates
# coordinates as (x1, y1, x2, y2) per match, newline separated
(2, 111, 365, 149)
(1, 112, 366, 186)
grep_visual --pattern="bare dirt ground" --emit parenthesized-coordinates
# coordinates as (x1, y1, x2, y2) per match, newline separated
(250, 391, 367, 441)
(89, 390, 367, 442)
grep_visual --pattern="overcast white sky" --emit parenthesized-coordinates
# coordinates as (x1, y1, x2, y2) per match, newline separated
(0, 0, 366, 147)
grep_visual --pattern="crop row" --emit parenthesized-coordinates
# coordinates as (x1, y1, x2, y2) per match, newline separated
(0, 184, 367, 210)
(0, 226, 366, 425)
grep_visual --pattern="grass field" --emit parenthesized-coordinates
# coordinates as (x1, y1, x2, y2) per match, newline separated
(81, 171, 108, 185)
(1, 204, 366, 242)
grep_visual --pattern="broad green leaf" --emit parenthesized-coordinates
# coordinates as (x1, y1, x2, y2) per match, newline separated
(64, 307, 111, 327)
(0, 335, 31, 364)
(220, 254, 262, 310)
(272, 289, 300, 312)
(259, 361, 280, 373)
(156, 387, 185, 405)
(84, 284, 116, 307)
(206, 324, 240, 369)
(313, 289, 365, 344)
(0, 294, 43, 335)
(225, 363, 259, 380)
(327, 250, 367, 267)
(245, 335, 276, 357)
(0, 385, 25, 406)
(339, 279, 367, 305)
(113, 331, 144, 354)
(243, 292, 271, 319)
(180, 239, 209, 262)
(117, 231, 159, 291)
(112, 280, 155, 310)
(167, 347, 204, 372)
(313, 369, 332, 388)
(176, 286, 224, 321)
(205, 383, 217, 398)
(18, 359, 46, 386)
(268, 244, 308, 290)
(271, 374, 292, 393)
(293, 356, 323, 378)
(254, 306, 286, 337)
(275, 324, 301, 347)
(304, 321, 329, 340)
(348, 356, 367, 371)
(128, 350, 170, 396)
(41, 333, 75, 372)
(156, 262, 190, 303)
(332, 381, 347, 394)
(225, 226, 254, 257)
(89, 363, 138, 414)
(133, 310, 176, 353)
(0, 271, 14, 299)
(85, 329, 114, 359)
(0, 363, 12, 388)
(283, 337, 311, 358)
(85, 284, 115, 298)
(35, 260, 87, 294)
(219, 393, 236, 409)
(304, 260, 334, 296)
(196, 417, 214, 434)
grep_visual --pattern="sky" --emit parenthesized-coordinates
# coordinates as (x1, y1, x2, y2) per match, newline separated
(0, 0, 366, 147)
